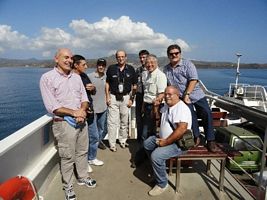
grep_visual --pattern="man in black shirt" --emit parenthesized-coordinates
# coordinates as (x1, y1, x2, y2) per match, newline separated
(135, 50, 149, 143)
(105, 50, 137, 152)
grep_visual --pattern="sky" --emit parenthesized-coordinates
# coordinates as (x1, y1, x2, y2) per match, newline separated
(0, 0, 267, 63)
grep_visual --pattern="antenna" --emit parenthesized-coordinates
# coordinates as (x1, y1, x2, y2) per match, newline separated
(235, 53, 242, 88)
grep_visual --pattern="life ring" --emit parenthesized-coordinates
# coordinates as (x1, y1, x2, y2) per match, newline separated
(0, 175, 40, 200)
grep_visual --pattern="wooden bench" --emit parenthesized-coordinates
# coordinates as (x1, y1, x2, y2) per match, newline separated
(166, 109, 230, 192)
(168, 146, 227, 193)
(168, 110, 229, 193)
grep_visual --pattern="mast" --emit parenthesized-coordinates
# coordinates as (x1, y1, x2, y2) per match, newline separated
(235, 53, 242, 88)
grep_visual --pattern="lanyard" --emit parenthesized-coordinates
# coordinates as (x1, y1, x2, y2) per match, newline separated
(117, 65, 127, 84)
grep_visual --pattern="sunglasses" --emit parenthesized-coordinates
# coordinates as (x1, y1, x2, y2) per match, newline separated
(169, 52, 180, 56)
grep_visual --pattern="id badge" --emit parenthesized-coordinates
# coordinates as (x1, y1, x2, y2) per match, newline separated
(118, 83, 124, 93)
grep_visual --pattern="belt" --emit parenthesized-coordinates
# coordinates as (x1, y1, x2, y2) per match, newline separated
(53, 117, 64, 122)
(144, 102, 153, 106)
(111, 92, 129, 96)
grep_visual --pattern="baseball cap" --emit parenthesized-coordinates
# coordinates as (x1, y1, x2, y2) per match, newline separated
(97, 58, 106, 66)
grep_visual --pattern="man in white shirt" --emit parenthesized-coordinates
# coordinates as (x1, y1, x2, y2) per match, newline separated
(144, 86, 192, 196)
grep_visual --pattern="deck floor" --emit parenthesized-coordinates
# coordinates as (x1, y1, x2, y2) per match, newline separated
(42, 139, 254, 200)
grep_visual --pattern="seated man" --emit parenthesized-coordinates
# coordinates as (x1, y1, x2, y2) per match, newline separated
(144, 86, 192, 196)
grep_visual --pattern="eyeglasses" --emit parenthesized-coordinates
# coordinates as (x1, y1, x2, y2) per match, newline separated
(165, 93, 177, 97)
(169, 52, 180, 57)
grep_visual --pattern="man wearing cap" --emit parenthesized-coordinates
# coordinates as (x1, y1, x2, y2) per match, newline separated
(88, 58, 108, 151)
(105, 50, 137, 152)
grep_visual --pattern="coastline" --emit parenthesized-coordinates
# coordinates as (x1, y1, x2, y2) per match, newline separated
(1, 56, 267, 69)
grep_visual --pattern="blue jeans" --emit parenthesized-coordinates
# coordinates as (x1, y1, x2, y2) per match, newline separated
(142, 103, 156, 141)
(87, 110, 107, 160)
(187, 97, 215, 141)
(96, 110, 108, 141)
(135, 93, 144, 143)
(87, 114, 98, 160)
(144, 136, 184, 188)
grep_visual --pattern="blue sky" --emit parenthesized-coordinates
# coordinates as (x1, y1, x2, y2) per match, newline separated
(0, 0, 267, 63)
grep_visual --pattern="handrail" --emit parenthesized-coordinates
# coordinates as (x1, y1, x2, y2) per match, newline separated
(199, 80, 267, 199)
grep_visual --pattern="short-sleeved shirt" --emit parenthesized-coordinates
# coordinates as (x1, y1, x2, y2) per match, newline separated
(40, 67, 88, 114)
(163, 58, 205, 103)
(106, 64, 137, 95)
(88, 71, 107, 113)
(143, 68, 167, 103)
(159, 101, 192, 139)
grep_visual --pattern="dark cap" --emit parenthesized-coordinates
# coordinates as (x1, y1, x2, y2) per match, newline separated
(97, 58, 106, 66)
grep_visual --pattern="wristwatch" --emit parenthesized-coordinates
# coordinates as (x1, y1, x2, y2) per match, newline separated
(185, 92, 190, 96)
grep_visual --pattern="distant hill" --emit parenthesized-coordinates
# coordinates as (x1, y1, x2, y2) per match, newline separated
(0, 55, 267, 69)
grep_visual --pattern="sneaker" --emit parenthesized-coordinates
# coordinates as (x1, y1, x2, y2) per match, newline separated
(110, 146, 117, 152)
(120, 142, 129, 149)
(77, 177, 96, 188)
(88, 158, 104, 166)
(88, 164, 93, 173)
(148, 184, 168, 196)
(98, 141, 107, 150)
(207, 141, 220, 152)
(64, 185, 76, 200)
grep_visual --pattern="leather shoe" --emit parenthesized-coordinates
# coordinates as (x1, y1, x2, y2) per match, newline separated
(207, 141, 220, 152)
(98, 141, 107, 150)
(194, 137, 201, 147)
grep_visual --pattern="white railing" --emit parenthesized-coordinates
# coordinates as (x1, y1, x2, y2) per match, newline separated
(0, 114, 58, 191)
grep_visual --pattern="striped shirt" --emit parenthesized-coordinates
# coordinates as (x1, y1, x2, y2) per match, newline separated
(40, 67, 88, 114)
(163, 58, 205, 103)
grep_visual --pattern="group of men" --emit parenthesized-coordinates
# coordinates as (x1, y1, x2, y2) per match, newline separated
(40, 45, 219, 199)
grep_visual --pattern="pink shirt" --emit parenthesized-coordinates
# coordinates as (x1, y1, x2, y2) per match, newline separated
(40, 67, 88, 114)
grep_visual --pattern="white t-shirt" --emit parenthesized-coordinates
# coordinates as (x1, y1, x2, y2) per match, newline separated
(159, 101, 192, 139)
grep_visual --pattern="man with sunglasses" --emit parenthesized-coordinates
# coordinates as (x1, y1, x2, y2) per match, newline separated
(163, 44, 219, 152)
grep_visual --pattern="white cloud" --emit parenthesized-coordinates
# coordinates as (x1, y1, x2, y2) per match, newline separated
(0, 16, 190, 58)
(0, 25, 30, 52)
(31, 27, 73, 50)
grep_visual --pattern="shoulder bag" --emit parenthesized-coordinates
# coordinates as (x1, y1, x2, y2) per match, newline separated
(167, 115, 194, 150)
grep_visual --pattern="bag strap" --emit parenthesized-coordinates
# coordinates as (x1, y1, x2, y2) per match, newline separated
(167, 109, 192, 134)
(167, 108, 175, 131)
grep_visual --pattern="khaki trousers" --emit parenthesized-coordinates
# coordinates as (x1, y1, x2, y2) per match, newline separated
(52, 121, 89, 188)
(107, 94, 130, 147)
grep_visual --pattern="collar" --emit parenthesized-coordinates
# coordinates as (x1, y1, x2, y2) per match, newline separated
(168, 58, 183, 69)
(54, 67, 73, 78)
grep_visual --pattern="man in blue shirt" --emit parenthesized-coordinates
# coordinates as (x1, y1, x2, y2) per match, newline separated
(163, 44, 219, 152)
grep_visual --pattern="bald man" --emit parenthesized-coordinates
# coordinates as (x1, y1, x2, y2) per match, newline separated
(40, 48, 96, 200)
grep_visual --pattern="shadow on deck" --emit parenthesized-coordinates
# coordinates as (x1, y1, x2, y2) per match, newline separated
(43, 139, 254, 200)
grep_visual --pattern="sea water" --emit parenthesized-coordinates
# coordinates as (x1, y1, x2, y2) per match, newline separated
(0, 67, 267, 140)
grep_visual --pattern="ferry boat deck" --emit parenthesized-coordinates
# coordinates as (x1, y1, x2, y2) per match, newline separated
(43, 139, 255, 200)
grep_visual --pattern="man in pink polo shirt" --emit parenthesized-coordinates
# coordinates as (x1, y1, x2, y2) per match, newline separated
(40, 48, 96, 200)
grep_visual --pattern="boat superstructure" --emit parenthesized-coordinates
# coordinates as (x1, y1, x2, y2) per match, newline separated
(226, 83, 267, 112)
